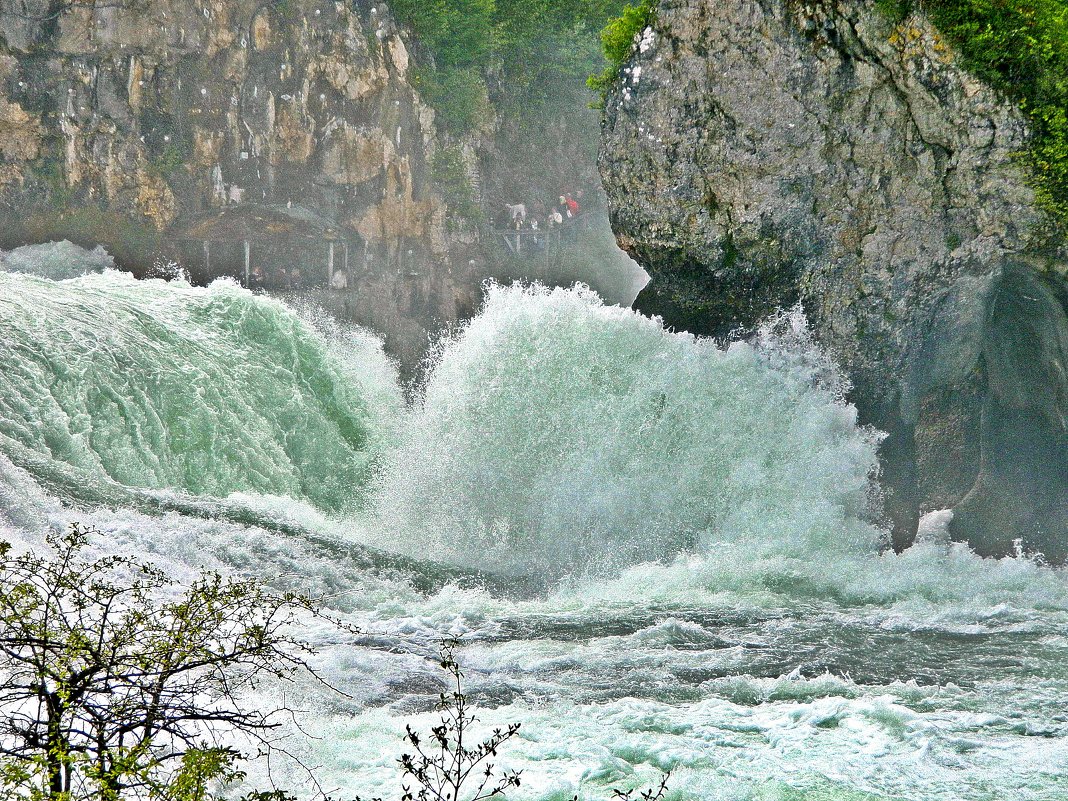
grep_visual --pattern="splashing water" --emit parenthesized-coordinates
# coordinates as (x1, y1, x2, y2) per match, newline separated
(372, 283, 884, 578)
(2, 246, 1068, 801)
(0, 239, 114, 279)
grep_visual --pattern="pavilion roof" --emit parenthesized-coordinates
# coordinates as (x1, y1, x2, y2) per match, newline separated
(176, 204, 341, 242)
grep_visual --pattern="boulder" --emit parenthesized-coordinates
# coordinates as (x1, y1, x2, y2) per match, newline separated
(600, 0, 1068, 558)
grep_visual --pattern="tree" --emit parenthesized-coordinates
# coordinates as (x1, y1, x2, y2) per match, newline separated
(0, 523, 335, 801)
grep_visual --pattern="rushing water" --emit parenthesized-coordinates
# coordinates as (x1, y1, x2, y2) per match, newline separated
(2, 246, 1068, 801)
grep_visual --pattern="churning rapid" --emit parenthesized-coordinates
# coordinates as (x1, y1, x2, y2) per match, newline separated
(3, 245, 1068, 801)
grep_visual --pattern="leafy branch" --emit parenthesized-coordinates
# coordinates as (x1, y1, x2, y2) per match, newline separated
(0, 523, 350, 800)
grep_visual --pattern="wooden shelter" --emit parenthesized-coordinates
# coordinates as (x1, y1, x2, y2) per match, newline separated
(176, 204, 351, 289)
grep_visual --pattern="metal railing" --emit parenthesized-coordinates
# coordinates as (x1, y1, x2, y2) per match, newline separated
(494, 216, 592, 257)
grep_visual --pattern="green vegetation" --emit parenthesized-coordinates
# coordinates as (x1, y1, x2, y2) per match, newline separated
(886, 0, 1068, 222)
(35, 156, 74, 208)
(387, 0, 637, 134)
(431, 146, 483, 230)
(356, 641, 671, 801)
(875, 0, 913, 23)
(0, 530, 671, 801)
(355, 641, 522, 801)
(588, 1, 658, 97)
(388, 0, 496, 74)
(149, 143, 187, 178)
(414, 66, 492, 136)
(389, 0, 643, 242)
(0, 524, 326, 800)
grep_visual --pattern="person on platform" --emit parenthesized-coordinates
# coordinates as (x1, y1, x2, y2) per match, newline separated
(505, 203, 527, 225)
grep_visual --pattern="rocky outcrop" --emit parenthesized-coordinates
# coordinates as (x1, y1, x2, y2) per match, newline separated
(0, 0, 486, 365)
(600, 0, 1068, 558)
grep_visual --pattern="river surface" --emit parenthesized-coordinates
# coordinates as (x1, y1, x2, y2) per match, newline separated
(2, 248, 1067, 800)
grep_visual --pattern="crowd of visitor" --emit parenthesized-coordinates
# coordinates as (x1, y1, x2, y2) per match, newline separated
(500, 189, 588, 236)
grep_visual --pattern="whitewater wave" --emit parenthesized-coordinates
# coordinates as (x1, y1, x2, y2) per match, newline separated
(2, 265, 1065, 611)
(0, 268, 399, 514)
(4, 253, 1068, 800)
(370, 282, 884, 578)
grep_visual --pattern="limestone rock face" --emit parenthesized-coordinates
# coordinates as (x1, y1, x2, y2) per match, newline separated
(600, 0, 1068, 557)
(0, 0, 483, 365)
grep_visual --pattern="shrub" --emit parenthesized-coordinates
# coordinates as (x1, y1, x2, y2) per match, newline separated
(431, 146, 483, 229)
(875, 0, 912, 23)
(387, 0, 496, 134)
(387, 0, 638, 131)
(601, 1, 657, 66)
(0, 523, 335, 801)
(397, 641, 522, 801)
(389, 0, 496, 71)
(151, 142, 187, 178)
(415, 66, 492, 136)
(358, 641, 671, 801)
(588, 1, 658, 98)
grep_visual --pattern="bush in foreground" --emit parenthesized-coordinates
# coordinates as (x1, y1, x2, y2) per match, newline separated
(0, 526, 668, 800)
(359, 641, 670, 801)
(0, 524, 334, 801)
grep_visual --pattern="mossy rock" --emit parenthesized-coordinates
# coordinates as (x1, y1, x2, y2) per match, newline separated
(881, 0, 1068, 225)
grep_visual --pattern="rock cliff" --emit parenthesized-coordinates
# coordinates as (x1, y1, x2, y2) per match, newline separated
(600, 0, 1068, 557)
(0, 0, 485, 364)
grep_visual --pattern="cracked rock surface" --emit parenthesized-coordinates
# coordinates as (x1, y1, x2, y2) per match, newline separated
(601, 0, 1068, 557)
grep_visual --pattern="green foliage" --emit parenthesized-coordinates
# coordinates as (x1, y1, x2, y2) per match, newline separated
(415, 66, 492, 136)
(240, 792, 297, 801)
(387, 0, 496, 134)
(389, 0, 497, 70)
(884, 0, 1068, 222)
(273, 0, 296, 21)
(600, 1, 656, 66)
(167, 748, 248, 801)
(588, 1, 657, 98)
(0, 523, 328, 801)
(431, 146, 483, 230)
(387, 0, 636, 132)
(874, 0, 912, 23)
(150, 143, 187, 178)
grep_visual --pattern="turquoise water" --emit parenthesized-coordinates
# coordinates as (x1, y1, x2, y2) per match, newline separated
(1, 248, 1067, 800)
(0, 268, 400, 512)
